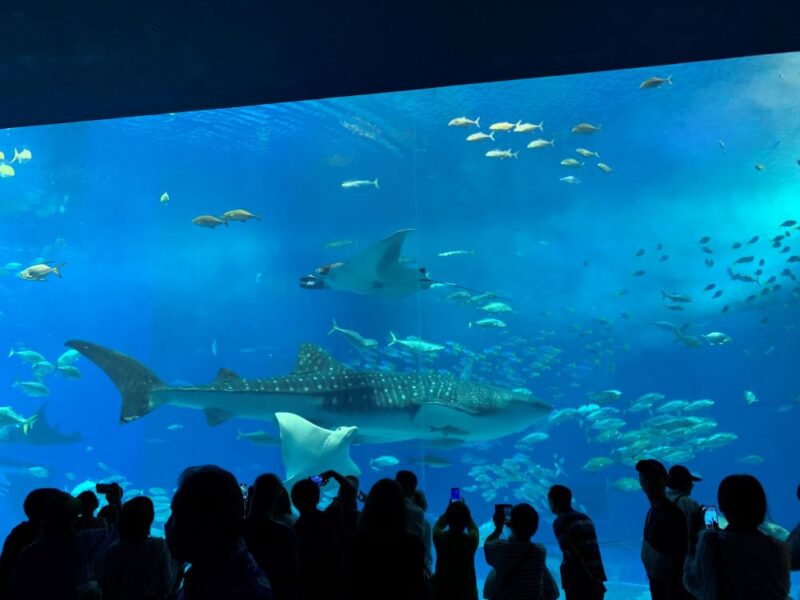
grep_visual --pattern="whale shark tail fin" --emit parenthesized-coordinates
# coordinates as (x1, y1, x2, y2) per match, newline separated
(64, 340, 162, 424)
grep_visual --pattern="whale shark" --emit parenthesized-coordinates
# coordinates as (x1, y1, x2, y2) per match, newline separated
(299, 229, 436, 297)
(65, 339, 552, 445)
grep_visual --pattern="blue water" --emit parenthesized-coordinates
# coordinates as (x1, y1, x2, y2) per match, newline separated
(2, 51, 800, 596)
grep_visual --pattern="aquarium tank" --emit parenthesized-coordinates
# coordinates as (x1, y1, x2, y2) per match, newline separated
(1, 50, 799, 597)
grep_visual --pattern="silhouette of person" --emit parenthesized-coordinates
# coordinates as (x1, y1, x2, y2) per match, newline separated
(684, 474, 790, 599)
(666, 466, 704, 547)
(165, 465, 271, 600)
(76, 491, 106, 531)
(291, 477, 341, 600)
(244, 474, 302, 600)
(636, 459, 694, 600)
(7, 490, 102, 599)
(352, 478, 427, 600)
(0, 488, 62, 598)
(322, 470, 361, 596)
(787, 484, 800, 572)
(432, 499, 479, 600)
(412, 489, 434, 575)
(395, 470, 431, 571)
(484, 502, 559, 600)
(96, 483, 124, 528)
(548, 484, 607, 600)
(98, 495, 179, 600)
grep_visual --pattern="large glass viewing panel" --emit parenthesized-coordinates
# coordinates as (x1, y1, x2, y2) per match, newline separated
(1, 51, 799, 596)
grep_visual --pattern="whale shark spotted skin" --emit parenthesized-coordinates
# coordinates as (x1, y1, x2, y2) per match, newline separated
(65, 340, 552, 445)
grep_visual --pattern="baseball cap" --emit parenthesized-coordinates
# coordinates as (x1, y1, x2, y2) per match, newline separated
(668, 465, 702, 487)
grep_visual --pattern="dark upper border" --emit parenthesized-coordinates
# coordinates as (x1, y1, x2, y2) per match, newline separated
(1, 0, 799, 129)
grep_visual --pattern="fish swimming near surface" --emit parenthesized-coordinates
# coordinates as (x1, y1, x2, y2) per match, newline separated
(299, 229, 438, 298)
(64, 339, 553, 446)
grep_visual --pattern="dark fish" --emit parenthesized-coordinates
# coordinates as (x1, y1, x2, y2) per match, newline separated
(632, 270, 646, 277)
(713, 290, 723, 299)
(620, 313, 630, 320)
(699, 236, 711, 244)
(781, 246, 791, 254)
(735, 256, 754, 264)
(773, 284, 782, 291)
(761, 287, 770, 296)
(781, 220, 797, 227)
(656, 243, 663, 251)
(721, 305, 729, 313)
(747, 236, 759, 244)
(773, 241, 783, 248)
(701, 247, 713, 254)
(636, 248, 645, 257)
(759, 259, 765, 266)
(616, 289, 630, 296)
(789, 256, 800, 263)
(703, 283, 716, 292)
(732, 242, 742, 249)
(659, 255, 669, 262)
(746, 294, 757, 302)
(766, 275, 777, 284)
(755, 269, 763, 276)
(666, 305, 684, 311)
(755, 163, 765, 171)
(781, 268, 793, 276)
(773, 235, 785, 242)
(705, 258, 714, 268)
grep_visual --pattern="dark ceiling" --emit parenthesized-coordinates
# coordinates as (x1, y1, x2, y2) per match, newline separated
(2, 0, 800, 129)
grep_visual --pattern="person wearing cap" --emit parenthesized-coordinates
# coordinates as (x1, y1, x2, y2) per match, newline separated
(635, 459, 695, 600)
(667, 466, 704, 548)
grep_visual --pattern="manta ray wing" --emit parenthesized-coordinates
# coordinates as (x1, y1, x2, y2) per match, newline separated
(326, 229, 427, 297)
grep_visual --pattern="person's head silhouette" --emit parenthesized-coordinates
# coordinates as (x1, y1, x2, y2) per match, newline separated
(547, 484, 573, 515)
(119, 496, 155, 543)
(718, 474, 767, 531)
(509, 503, 539, 541)
(165, 465, 245, 565)
(444, 500, 471, 533)
(395, 470, 418, 499)
(291, 479, 321, 515)
(636, 459, 669, 499)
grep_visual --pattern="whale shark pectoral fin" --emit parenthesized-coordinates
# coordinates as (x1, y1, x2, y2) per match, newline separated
(204, 408, 234, 426)
(293, 343, 351, 375)
(276, 412, 359, 483)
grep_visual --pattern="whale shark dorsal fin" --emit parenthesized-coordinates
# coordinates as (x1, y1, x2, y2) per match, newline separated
(293, 343, 350, 375)
(214, 367, 241, 384)
(276, 412, 360, 482)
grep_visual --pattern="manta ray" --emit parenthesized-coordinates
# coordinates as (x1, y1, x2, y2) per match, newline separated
(300, 229, 436, 297)
(65, 339, 552, 447)
(276, 412, 360, 486)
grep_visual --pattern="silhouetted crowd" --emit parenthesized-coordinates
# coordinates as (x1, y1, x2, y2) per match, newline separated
(0, 459, 797, 600)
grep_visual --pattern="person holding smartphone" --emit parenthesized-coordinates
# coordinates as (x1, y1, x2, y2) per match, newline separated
(667, 465, 704, 548)
(431, 495, 479, 600)
(684, 474, 790, 600)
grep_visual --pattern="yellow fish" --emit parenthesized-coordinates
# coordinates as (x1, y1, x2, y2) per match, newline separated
(0, 164, 14, 178)
(571, 123, 601, 134)
(221, 209, 260, 223)
(160, 192, 170, 204)
(0, 151, 4, 161)
(192, 215, 227, 229)
(11, 148, 32, 164)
